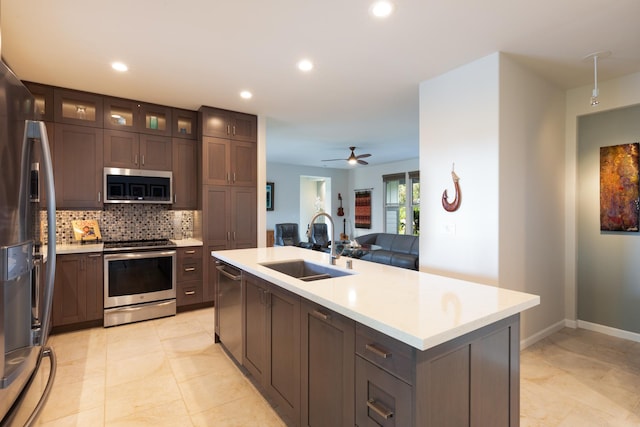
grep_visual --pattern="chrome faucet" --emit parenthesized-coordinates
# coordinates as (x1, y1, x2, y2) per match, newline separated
(309, 212, 339, 264)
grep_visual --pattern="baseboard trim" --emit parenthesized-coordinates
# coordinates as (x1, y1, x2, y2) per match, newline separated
(520, 319, 566, 350)
(577, 320, 640, 343)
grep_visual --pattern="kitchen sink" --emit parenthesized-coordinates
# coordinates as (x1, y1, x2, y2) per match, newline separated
(260, 259, 354, 282)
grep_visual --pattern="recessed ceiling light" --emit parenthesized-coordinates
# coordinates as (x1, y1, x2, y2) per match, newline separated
(111, 62, 128, 72)
(370, 1, 394, 18)
(240, 90, 253, 99)
(297, 59, 314, 72)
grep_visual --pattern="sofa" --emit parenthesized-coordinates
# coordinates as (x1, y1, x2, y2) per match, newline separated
(354, 233, 419, 270)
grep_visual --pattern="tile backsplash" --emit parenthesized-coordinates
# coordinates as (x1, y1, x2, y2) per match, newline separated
(41, 205, 196, 245)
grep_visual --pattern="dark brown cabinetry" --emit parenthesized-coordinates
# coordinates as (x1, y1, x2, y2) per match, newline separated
(54, 88, 104, 128)
(203, 136, 256, 186)
(103, 97, 139, 132)
(243, 273, 301, 425)
(301, 300, 355, 427)
(176, 246, 203, 307)
(104, 130, 172, 171)
(172, 138, 198, 209)
(54, 124, 103, 209)
(202, 186, 256, 302)
(199, 106, 257, 142)
(355, 315, 520, 427)
(172, 108, 197, 140)
(226, 265, 522, 427)
(24, 81, 54, 121)
(52, 253, 103, 327)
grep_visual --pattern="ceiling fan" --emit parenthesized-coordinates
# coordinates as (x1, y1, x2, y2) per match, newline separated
(322, 146, 371, 165)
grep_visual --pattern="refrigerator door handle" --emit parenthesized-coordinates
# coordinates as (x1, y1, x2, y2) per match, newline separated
(27, 121, 56, 346)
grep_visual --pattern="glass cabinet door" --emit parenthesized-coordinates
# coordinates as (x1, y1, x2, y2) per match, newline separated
(54, 89, 104, 127)
(172, 108, 197, 140)
(104, 97, 139, 131)
(138, 103, 172, 136)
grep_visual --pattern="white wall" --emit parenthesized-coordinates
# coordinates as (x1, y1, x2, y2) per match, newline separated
(419, 53, 501, 283)
(420, 52, 567, 342)
(498, 54, 566, 340)
(266, 162, 349, 239)
(564, 71, 640, 323)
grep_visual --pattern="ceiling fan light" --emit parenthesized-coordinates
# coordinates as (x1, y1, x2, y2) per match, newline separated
(348, 157, 358, 165)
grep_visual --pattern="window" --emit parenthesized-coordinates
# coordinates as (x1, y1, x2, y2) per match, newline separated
(383, 171, 419, 235)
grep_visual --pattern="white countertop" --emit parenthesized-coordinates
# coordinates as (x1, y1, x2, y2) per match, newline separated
(45, 238, 203, 256)
(212, 246, 540, 351)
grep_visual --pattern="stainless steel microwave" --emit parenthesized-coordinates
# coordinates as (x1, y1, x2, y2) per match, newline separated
(104, 167, 173, 204)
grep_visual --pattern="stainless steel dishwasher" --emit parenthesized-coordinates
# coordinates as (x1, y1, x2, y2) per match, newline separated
(215, 261, 243, 362)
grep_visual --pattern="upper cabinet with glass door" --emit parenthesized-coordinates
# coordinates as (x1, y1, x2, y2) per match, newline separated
(54, 88, 104, 128)
(172, 108, 197, 140)
(104, 97, 139, 132)
(138, 103, 172, 137)
(24, 81, 54, 122)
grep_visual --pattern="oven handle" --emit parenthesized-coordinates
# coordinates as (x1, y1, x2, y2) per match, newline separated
(108, 300, 175, 314)
(104, 249, 177, 261)
(216, 265, 242, 281)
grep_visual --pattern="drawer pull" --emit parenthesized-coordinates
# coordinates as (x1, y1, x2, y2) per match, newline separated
(367, 399, 394, 419)
(185, 290, 196, 296)
(365, 343, 392, 359)
(184, 267, 196, 272)
(185, 250, 196, 254)
(311, 309, 331, 321)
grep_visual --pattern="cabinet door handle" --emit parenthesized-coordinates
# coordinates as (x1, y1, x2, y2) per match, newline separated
(311, 309, 331, 321)
(88, 253, 102, 258)
(134, 154, 139, 165)
(226, 124, 231, 135)
(141, 154, 145, 166)
(227, 231, 230, 241)
(185, 290, 196, 296)
(233, 231, 236, 240)
(185, 250, 196, 254)
(366, 399, 394, 420)
(232, 125, 236, 136)
(184, 267, 196, 272)
(174, 194, 177, 203)
(226, 172, 230, 183)
(365, 343, 392, 359)
(98, 191, 101, 202)
(232, 172, 236, 183)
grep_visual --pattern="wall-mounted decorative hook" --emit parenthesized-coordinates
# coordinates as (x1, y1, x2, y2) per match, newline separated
(442, 163, 461, 212)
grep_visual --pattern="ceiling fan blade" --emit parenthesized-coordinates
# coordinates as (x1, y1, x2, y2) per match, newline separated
(356, 153, 371, 159)
(357, 159, 369, 165)
(321, 158, 346, 162)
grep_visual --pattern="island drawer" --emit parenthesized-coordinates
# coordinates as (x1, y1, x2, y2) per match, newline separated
(355, 355, 413, 427)
(356, 323, 415, 385)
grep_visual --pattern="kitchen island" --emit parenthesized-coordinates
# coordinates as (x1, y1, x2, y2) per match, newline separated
(212, 246, 539, 427)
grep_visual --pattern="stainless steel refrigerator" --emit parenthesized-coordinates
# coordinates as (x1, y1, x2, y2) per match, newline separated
(0, 57, 57, 426)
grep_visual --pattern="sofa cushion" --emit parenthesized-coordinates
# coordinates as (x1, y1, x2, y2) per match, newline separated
(355, 232, 419, 270)
(390, 235, 418, 255)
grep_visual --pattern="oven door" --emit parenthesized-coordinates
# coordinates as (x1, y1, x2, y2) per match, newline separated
(104, 250, 176, 309)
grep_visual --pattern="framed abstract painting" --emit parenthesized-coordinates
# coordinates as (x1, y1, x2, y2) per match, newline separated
(600, 142, 639, 232)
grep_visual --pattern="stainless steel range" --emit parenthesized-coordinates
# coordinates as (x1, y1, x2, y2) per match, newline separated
(103, 239, 176, 327)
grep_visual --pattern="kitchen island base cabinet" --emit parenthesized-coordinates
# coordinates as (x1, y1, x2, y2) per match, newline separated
(301, 301, 355, 427)
(218, 258, 526, 427)
(356, 314, 520, 427)
(243, 274, 300, 426)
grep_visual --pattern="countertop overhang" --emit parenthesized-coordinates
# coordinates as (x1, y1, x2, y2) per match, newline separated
(212, 246, 540, 351)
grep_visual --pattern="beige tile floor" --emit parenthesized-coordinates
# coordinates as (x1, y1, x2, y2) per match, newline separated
(34, 308, 640, 426)
(36, 308, 285, 427)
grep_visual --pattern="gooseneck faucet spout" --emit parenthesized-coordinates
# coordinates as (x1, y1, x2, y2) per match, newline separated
(309, 212, 339, 264)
